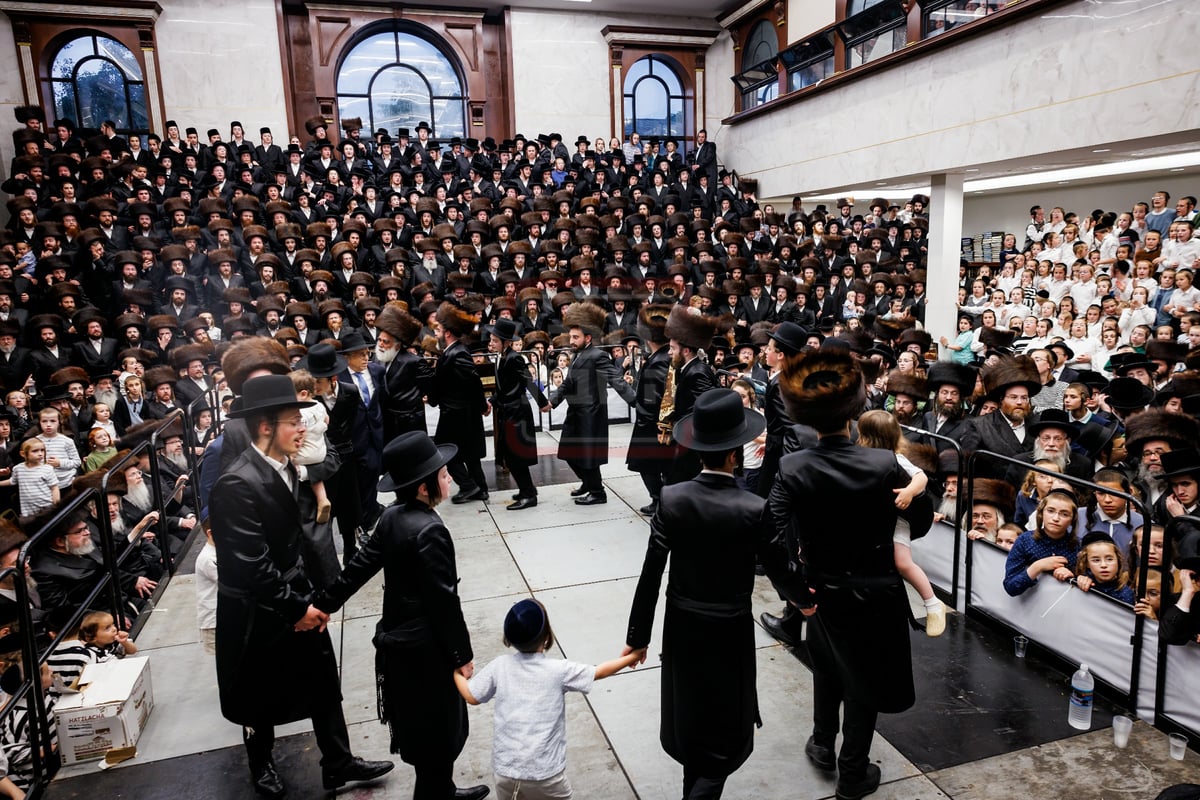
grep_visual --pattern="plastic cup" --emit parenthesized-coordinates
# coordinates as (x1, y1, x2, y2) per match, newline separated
(1112, 715, 1133, 749)
(1169, 733, 1188, 760)
(1013, 635, 1028, 658)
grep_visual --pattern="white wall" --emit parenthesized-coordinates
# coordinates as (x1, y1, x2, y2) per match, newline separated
(0, 13, 28, 183)
(961, 175, 1200, 243)
(786, 0, 837, 44)
(509, 8, 720, 143)
(154, 0, 289, 140)
(704, 29, 737, 135)
(720, 0, 1200, 198)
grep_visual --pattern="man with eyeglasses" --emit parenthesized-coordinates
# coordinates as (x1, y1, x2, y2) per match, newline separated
(1123, 409, 1200, 511)
(1003, 409, 1095, 487)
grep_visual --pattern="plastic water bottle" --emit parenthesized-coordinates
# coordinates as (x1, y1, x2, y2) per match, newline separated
(1068, 663, 1094, 730)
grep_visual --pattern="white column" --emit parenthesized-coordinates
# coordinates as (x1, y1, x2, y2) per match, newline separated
(141, 47, 163, 134)
(695, 68, 705, 132)
(612, 65, 623, 140)
(927, 172, 964, 351)
(18, 43, 37, 104)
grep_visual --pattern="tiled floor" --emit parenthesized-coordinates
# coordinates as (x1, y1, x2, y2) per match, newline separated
(50, 428, 1200, 799)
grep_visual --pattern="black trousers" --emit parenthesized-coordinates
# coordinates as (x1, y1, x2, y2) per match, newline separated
(811, 667, 878, 780)
(412, 759, 454, 800)
(508, 460, 536, 496)
(569, 464, 603, 493)
(682, 767, 727, 800)
(243, 701, 352, 773)
(640, 471, 665, 502)
(447, 456, 487, 495)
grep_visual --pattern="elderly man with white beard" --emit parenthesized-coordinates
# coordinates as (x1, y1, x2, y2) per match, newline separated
(31, 506, 157, 620)
(96, 474, 164, 582)
(109, 451, 196, 557)
(1003, 409, 1095, 487)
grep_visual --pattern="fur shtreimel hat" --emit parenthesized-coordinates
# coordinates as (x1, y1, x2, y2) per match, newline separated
(436, 301, 478, 338)
(887, 372, 927, 400)
(970, 478, 1016, 521)
(980, 355, 1040, 401)
(1123, 408, 1200, 457)
(221, 336, 290, 394)
(375, 304, 422, 347)
(778, 350, 865, 432)
(638, 303, 673, 346)
(561, 302, 607, 337)
(664, 305, 722, 350)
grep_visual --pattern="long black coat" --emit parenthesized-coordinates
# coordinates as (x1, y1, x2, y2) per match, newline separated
(316, 500, 473, 762)
(768, 436, 933, 714)
(494, 348, 547, 467)
(432, 341, 487, 460)
(210, 447, 340, 726)
(626, 346, 672, 473)
(627, 472, 787, 776)
(380, 351, 435, 442)
(550, 344, 635, 468)
(959, 410, 1035, 478)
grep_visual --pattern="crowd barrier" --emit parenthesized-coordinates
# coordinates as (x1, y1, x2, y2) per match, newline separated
(0, 409, 206, 795)
(903, 447, 1199, 748)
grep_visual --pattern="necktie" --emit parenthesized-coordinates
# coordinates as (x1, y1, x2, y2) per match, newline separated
(353, 371, 371, 406)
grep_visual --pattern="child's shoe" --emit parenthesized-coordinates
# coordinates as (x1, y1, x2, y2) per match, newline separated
(924, 600, 946, 637)
(316, 500, 332, 524)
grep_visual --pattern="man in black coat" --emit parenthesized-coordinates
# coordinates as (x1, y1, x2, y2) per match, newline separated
(0, 320, 32, 392)
(958, 355, 1043, 479)
(374, 305, 435, 442)
(768, 350, 934, 800)
(625, 305, 674, 517)
(662, 306, 718, 484)
(625, 389, 791, 800)
(431, 303, 490, 504)
(910, 362, 975, 454)
(489, 318, 550, 509)
(549, 302, 636, 505)
(338, 333, 387, 529)
(210, 375, 392, 799)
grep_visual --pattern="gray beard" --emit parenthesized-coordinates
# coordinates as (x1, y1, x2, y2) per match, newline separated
(1137, 462, 1162, 487)
(1032, 443, 1067, 472)
(0, 344, 13, 356)
(67, 537, 96, 556)
(125, 481, 153, 512)
(937, 494, 958, 523)
(111, 514, 128, 538)
(164, 452, 188, 473)
(94, 388, 119, 409)
(375, 344, 398, 364)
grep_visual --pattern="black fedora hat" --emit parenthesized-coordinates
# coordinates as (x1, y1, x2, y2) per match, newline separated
(339, 331, 371, 353)
(672, 388, 766, 452)
(1159, 447, 1200, 480)
(1104, 377, 1154, 412)
(1027, 409, 1077, 439)
(378, 431, 457, 492)
(1074, 419, 1119, 459)
(227, 374, 315, 418)
(297, 341, 347, 379)
(767, 321, 807, 355)
(490, 317, 521, 342)
(1166, 516, 1200, 572)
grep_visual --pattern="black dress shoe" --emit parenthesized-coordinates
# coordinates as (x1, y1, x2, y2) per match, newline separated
(322, 757, 395, 791)
(570, 485, 589, 497)
(805, 736, 837, 771)
(760, 610, 802, 648)
(638, 501, 658, 516)
(835, 763, 881, 800)
(454, 786, 490, 800)
(451, 487, 485, 504)
(250, 762, 286, 798)
(507, 496, 538, 511)
(574, 491, 608, 505)
(511, 492, 526, 502)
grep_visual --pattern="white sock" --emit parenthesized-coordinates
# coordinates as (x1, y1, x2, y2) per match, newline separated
(923, 597, 941, 611)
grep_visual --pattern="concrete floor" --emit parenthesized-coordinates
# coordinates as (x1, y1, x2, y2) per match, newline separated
(50, 429, 1200, 799)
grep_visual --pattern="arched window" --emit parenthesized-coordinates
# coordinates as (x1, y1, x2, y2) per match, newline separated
(49, 33, 148, 135)
(743, 20, 779, 68)
(337, 27, 466, 139)
(623, 56, 687, 142)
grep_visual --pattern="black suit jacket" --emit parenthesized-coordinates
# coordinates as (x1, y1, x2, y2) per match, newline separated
(959, 411, 1034, 477)
(70, 338, 120, 373)
(380, 352, 435, 441)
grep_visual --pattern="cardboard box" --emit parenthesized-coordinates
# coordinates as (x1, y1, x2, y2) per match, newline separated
(53, 656, 154, 765)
